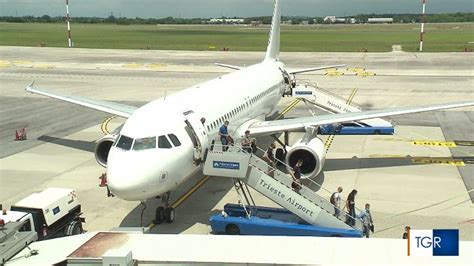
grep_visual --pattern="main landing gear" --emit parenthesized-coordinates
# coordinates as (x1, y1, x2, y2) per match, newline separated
(154, 192, 175, 224)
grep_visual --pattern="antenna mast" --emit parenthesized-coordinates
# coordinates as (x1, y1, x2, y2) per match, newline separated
(65, 0, 73, 47)
(419, 0, 426, 52)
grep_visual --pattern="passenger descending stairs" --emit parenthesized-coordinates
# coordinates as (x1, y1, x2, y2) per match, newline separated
(203, 147, 363, 232)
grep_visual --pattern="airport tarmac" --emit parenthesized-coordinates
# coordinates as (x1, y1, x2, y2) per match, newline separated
(0, 46, 473, 240)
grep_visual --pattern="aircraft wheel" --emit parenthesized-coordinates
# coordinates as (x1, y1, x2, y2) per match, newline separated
(165, 207, 175, 223)
(155, 207, 165, 224)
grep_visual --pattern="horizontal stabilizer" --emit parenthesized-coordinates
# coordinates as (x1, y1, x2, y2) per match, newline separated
(287, 64, 346, 75)
(214, 63, 242, 70)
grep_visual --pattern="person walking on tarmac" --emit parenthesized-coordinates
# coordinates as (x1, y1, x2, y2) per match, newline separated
(357, 203, 374, 238)
(219, 121, 230, 151)
(345, 189, 358, 226)
(291, 160, 303, 194)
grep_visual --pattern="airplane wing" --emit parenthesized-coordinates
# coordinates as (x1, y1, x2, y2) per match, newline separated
(287, 64, 346, 75)
(25, 82, 137, 118)
(248, 101, 474, 135)
(214, 63, 242, 70)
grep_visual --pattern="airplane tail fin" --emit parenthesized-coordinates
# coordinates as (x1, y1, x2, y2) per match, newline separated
(264, 0, 281, 61)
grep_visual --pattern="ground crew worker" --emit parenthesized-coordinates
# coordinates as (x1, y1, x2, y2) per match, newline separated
(219, 121, 229, 151)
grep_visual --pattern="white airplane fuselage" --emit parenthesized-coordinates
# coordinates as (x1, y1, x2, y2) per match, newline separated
(107, 60, 287, 200)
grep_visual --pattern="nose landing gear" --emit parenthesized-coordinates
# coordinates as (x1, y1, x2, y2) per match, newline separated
(154, 192, 175, 224)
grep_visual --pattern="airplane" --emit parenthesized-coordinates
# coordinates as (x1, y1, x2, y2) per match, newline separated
(26, 0, 473, 224)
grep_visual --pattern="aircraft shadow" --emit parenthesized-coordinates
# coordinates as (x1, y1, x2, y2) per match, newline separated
(38, 135, 95, 153)
(119, 174, 234, 234)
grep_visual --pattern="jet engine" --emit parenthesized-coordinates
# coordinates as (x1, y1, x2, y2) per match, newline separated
(285, 137, 326, 178)
(94, 124, 123, 168)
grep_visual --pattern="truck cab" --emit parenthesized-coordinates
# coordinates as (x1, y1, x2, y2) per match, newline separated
(1, 187, 85, 241)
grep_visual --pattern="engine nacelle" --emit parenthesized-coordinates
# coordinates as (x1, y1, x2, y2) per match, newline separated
(94, 134, 117, 168)
(285, 137, 327, 178)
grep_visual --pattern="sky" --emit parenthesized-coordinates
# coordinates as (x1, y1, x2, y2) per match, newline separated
(0, 0, 472, 18)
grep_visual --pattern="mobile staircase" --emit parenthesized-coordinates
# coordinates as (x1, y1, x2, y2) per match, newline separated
(203, 144, 363, 233)
(291, 80, 393, 128)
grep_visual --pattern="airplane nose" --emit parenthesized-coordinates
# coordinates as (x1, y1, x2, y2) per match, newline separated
(107, 166, 145, 200)
(106, 151, 158, 201)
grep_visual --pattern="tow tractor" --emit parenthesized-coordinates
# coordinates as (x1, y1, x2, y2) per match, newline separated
(210, 204, 361, 237)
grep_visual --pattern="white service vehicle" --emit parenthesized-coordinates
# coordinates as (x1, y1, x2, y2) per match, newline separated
(0, 187, 85, 241)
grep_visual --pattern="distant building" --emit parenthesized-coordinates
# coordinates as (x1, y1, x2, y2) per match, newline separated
(349, 18, 356, 24)
(250, 20, 262, 27)
(367, 18, 393, 24)
(209, 18, 245, 24)
(300, 21, 309, 25)
(282, 20, 292, 25)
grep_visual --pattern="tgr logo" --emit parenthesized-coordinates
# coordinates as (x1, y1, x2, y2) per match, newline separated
(409, 229, 459, 256)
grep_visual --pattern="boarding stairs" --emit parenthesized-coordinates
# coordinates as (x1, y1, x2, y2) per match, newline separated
(203, 145, 363, 232)
(291, 80, 392, 128)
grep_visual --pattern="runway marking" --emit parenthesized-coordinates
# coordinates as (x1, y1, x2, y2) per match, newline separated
(0, 60, 11, 68)
(34, 64, 55, 69)
(384, 189, 473, 219)
(100, 116, 116, 134)
(356, 71, 376, 77)
(412, 140, 457, 147)
(369, 154, 407, 158)
(324, 69, 344, 76)
(147, 175, 211, 230)
(147, 63, 167, 69)
(123, 63, 143, 68)
(412, 157, 465, 166)
(171, 175, 211, 209)
(276, 99, 301, 119)
(347, 67, 366, 72)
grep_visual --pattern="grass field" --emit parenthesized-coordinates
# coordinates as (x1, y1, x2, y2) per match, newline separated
(0, 22, 473, 52)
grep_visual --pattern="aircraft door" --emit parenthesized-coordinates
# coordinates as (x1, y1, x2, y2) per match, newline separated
(183, 111, 209, 164)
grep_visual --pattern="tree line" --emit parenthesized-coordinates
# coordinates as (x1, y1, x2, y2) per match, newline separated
(0, 13, 472, 24)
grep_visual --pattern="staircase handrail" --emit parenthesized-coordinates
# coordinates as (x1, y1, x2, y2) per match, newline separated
(214, 142, 363, 230)
(252, 144, 365, 224)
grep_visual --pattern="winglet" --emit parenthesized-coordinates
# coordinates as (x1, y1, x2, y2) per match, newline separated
(26, 81, 35, 92)
(264, 0, 281, 61)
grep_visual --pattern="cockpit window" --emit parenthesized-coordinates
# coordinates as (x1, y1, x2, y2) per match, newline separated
(133, 137, 157, 150)
(116, 135, 133, 150)
(168, 134, 181, 147)
(158, 135, 172, 149)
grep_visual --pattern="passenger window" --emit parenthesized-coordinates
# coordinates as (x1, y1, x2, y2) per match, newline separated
(133, 136, 157, 150)
(116, 135, 133, 150)
(158, 135, 172, 149)
(168, 134, 181, 147)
